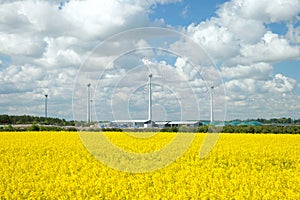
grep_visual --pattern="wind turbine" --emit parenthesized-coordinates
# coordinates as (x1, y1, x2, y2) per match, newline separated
(87, 83, 91, 123)
(148, 73, 153, 122)
(90, 99, 93, 122)
(44, 94, 48, 118)
(142, 56, 165, 126)
(143, 56, 155, 127)
(210, 86, 214, 124)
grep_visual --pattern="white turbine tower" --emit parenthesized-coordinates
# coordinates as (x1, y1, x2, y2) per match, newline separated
(44, 94, 48, 118)
(148, 73, 153, 122)
(87, 83, 91, 123)
(210, 86, 214, 124)
(142, 56, 165, 126)
(90, 99, 93, 122)
(143, 56, 154, 127)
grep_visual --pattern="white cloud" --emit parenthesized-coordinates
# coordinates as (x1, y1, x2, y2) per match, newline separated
(187, 20, 240, 61)
(225, 78, 262, 94)
(286, 24, 300, 44)
(181, 5, 189, 19)
(142, 0, 182, 6)
(224, 71, 298, 120)
(225, 92, 300, 119)
(218, 0, 300, 23)
(222, 17, 265, 44)
(235, 31, 300, 64)
(0, 64, 44, 93)
(0, 32, 46, 57)
(0, 0, 166, 118)
(228, 1, 299, 119)
(186, 0, 300, 65)
(0, 0, 156, 64)
(174, 56, 191, 78)
(183, 0, 300, 120)
(0, 0, 150, 40)
(221, 63, 273, 80)
(224, 74, 299, 120)
(61, 0, 149, 40)
(36, 36, 81, 68)
(264, 73, 297, 93)
(0, 0, 299, 120)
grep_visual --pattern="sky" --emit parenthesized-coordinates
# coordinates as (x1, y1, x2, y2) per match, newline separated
(0, 0, 300, 121)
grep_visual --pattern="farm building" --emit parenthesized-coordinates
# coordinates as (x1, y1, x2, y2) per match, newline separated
(166, 121, 202, 127)
(110, 120, 202, 128)
(111, 120, 153, 128)
(226, 121, 263, 126)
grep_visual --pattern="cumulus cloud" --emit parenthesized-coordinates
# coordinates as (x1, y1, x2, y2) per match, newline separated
(221, 63, 273, 80)
(224, 72, 298, 119)
(0, 0, 299, 120)
(218, 0, 300, 23)
(224, 68, 299, 119)
(174, 56, 199, 81)
(235, 31, 300, 64)
(226, 92, 300, 119)
(0, 0, 170, 118)
(0, 0, 150, 39)
(0, 65, 44, 93)
(183, 0, 300, 119)
(286, 24, 300, 44)
(225, 73, 296, 95)
(187, 0, 300, 64)
(225, 78, 261, 94)
(264, 73, 297, 93)
(187, 20, 240, 61)
(36, 36, 82, 68)
(61, 0, 149, 40)
(0, 32, 46, 57)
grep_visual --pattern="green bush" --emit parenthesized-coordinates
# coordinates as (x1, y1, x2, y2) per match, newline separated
(102, 128, 123, 132)
(27, 124, 40, 131)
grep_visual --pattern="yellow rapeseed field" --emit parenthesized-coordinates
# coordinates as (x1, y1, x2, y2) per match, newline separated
(0, 132, 299, 199)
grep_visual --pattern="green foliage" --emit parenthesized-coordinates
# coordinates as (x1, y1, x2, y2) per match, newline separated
(159, 126, 179, 132)
(0, 115, 74, 126)
(0, 124, 78, 132)
(1, 114, 300, 134)
(255, 117, 294, 124)
(66, 127, 78, 132)
(4, 125, 14, 132)
(221, 125, 300, 134)
(28, 124, 40, 131)
(102, 128, 123, 132)
(198, 126, 208, 133)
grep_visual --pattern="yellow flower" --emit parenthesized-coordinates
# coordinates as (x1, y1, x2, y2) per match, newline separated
(0, 132, 299, 199)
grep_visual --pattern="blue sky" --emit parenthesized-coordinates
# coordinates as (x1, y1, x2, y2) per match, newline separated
(150, 1, 300, 82)
(0, 0, 300, 121)
(149, 0, 228, 26)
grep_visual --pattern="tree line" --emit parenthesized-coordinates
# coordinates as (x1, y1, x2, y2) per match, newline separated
(158, 125, 300, 134)
(1, 124, 300, 134)
(0, 124, 78, 132)
(1, 115, 300, 133)
(239, 117, 300, 124)
(209, 125, 300, 134)
(0, 115, 75, 126)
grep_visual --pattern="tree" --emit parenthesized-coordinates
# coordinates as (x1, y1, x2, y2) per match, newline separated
(28, 124, 40, 131)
